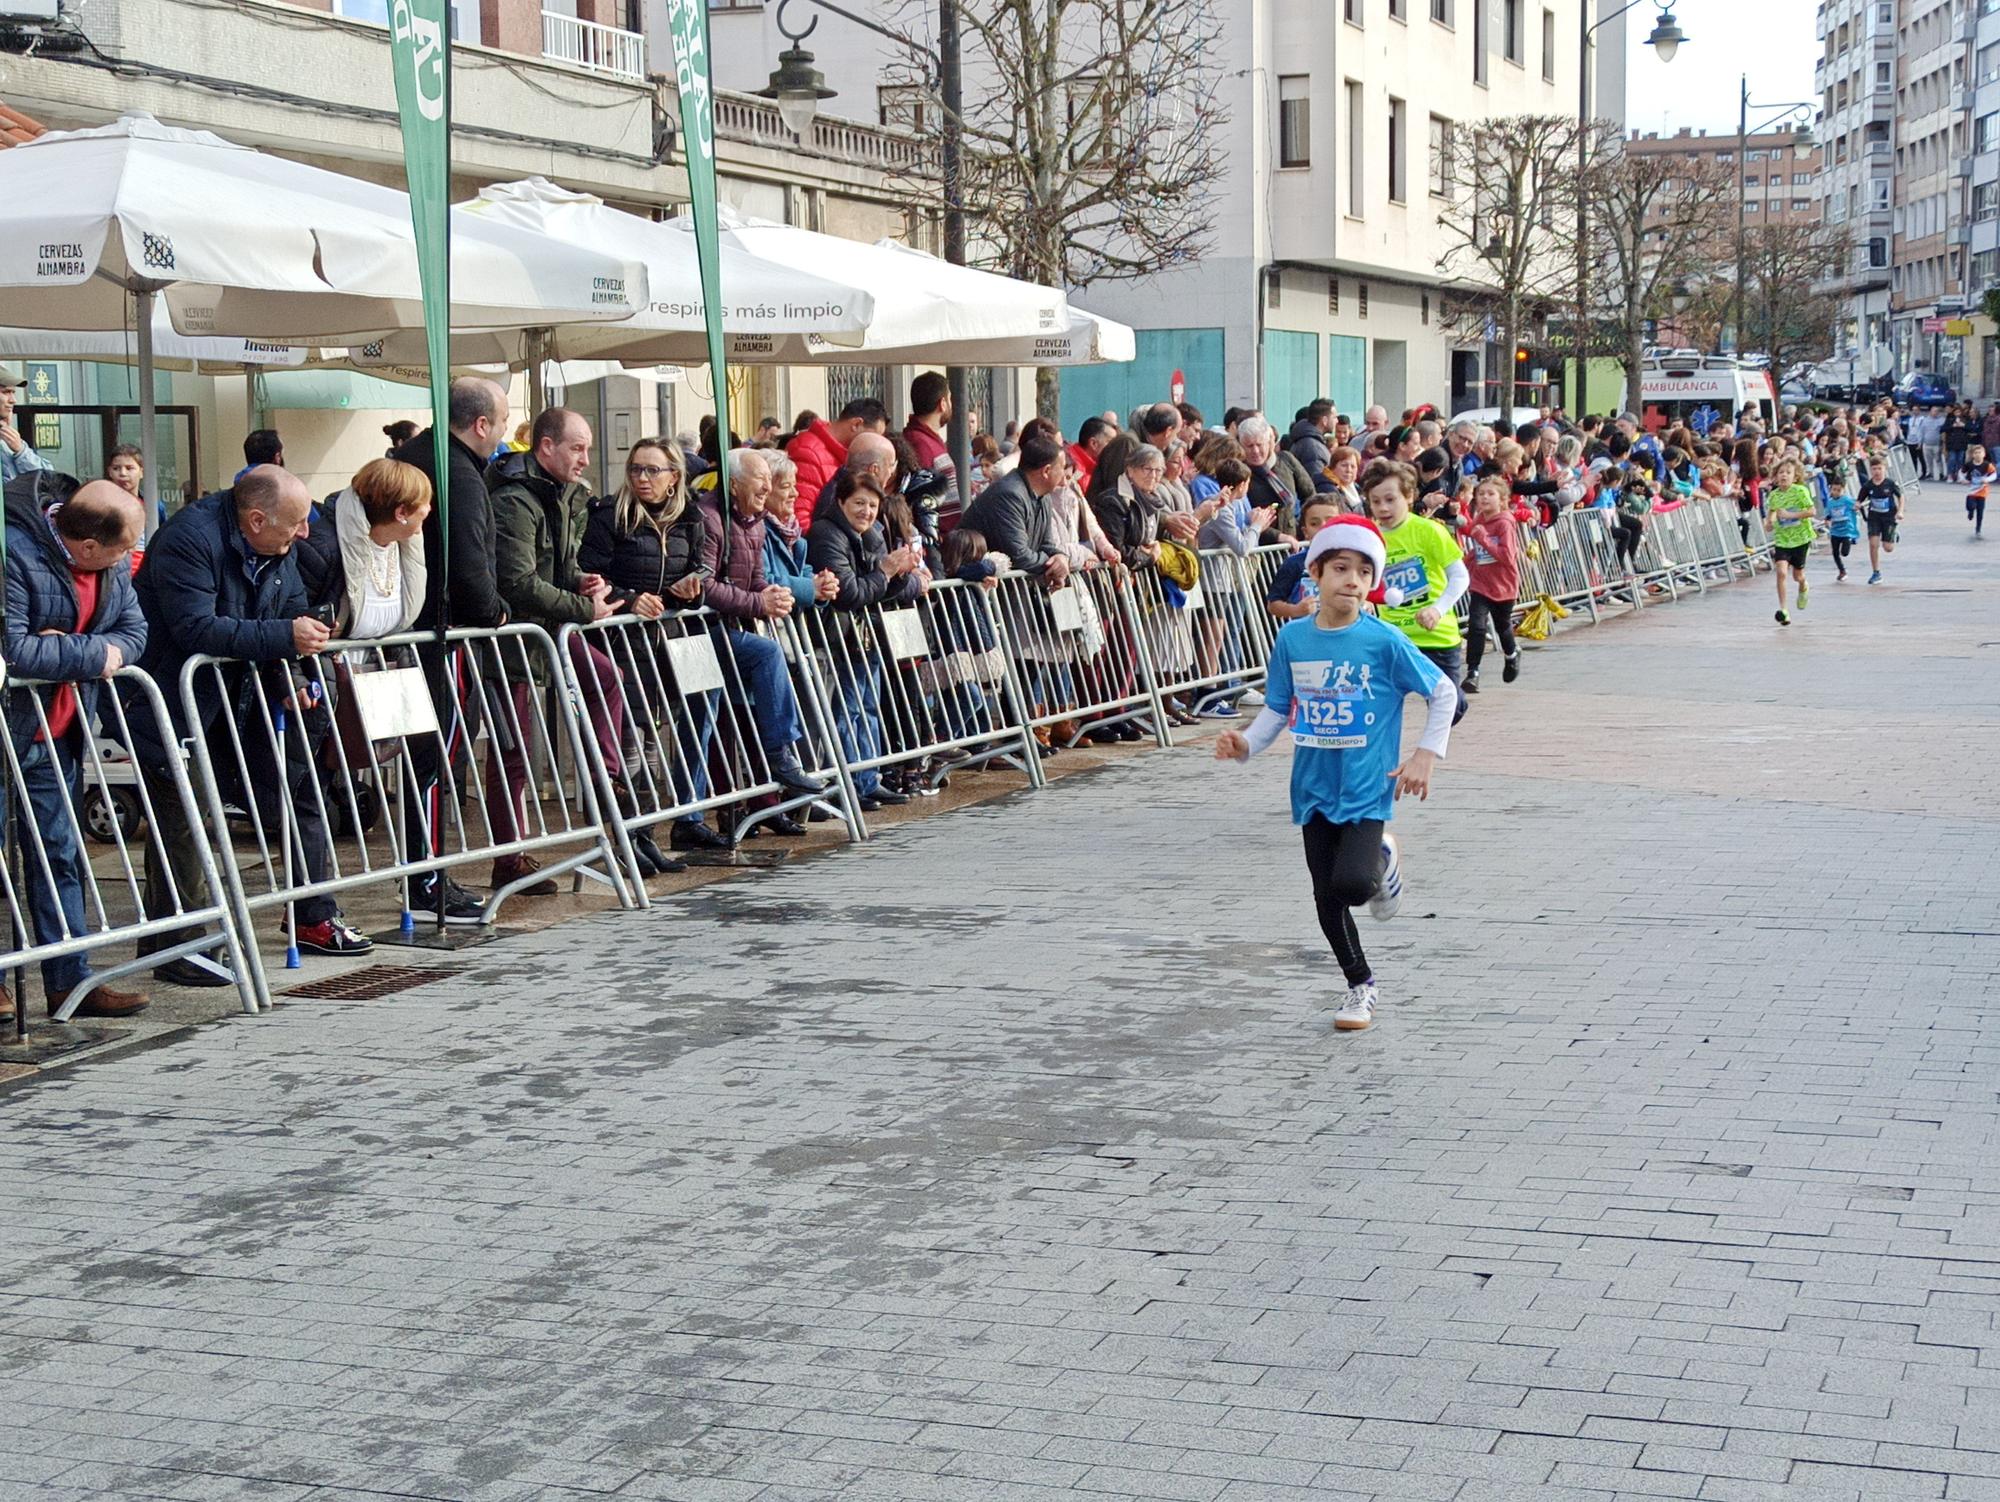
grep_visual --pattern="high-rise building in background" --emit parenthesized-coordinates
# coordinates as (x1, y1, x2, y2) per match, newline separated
(1625, 124, 1824, 236)
(1818, 0, 1994, 400)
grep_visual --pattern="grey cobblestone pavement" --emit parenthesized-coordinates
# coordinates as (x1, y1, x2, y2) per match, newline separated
(2, 520, 1997, 1501)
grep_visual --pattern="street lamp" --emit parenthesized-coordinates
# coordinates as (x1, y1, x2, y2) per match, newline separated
(1732, 78, 1818, 362)
(1577, 0, 1689, 417)
(757, 0, 974, 502)
(754, 9, 836, 139)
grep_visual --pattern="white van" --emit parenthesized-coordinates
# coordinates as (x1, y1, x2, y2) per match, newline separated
(1639, 355, 1777, 434)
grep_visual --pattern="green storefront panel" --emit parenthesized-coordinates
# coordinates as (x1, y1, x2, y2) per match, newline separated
(1261, 329, 1320, 426)
(1328, 335, 1367, 416)
(1058, 326, 1225, 435)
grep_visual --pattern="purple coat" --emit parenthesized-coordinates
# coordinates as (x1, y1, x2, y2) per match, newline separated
(696, 489, 771, 620)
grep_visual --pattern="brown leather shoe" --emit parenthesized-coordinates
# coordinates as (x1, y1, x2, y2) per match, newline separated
(0, 983, 14, 1023)
(490, 853, 558, 897)
(47, 982, 149, 1019)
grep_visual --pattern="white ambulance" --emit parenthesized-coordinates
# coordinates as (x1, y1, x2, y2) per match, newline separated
(1639, 353, 1778, 434)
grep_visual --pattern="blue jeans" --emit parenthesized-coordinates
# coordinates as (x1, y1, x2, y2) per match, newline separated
(831, 652, 885, 797)
(677, 628, 809, 815)
(4, 737, 92, 991)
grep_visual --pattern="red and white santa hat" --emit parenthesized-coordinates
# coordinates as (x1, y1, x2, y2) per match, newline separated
(1304, 514, 1399, 605)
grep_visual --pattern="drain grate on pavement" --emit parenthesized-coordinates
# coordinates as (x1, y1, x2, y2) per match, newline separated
(280, 965, 464, 1002)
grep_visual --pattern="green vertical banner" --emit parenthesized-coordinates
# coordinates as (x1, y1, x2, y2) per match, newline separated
(388, 0, 453, 617)
(666, 0, 729, 449)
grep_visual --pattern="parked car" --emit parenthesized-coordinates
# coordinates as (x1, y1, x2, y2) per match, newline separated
(1895, 371, 1956, 405)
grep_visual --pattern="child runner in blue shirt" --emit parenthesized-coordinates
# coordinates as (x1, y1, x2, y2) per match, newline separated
(1217, 515, 1457, 1032)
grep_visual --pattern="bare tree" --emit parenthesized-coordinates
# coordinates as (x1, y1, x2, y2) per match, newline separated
(880, 0, 1228, 415)
(1434, 114, 1584, 426)
(1737, 220, 1846, 375)
(1583, 132, 1735, 412)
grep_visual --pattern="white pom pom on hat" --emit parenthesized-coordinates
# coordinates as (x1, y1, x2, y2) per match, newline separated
(1304, 515, 1392, 604)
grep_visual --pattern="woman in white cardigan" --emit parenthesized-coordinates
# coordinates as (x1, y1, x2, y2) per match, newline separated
(331, 458, 431, 639)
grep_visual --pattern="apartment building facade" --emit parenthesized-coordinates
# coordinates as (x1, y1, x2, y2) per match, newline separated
(1815, 0, 2000, 398)
(1624, 124, 1824, 235)
(710, 0, 1627, 429)
(0, 0, 952, 494)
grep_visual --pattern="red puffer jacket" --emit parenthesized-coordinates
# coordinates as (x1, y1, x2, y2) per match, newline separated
(785, 419, 848, 529)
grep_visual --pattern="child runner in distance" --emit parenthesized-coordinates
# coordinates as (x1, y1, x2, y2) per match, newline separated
(1766, 458, 1817, 625)
(1363, 458, 1470, 724)
(1457, 474, 1523, 693)
(1964, 442, 1994, 538)
(1215, 515, 1456, 1032)
(1265, 494, 1344, 627)
(1859, 453, 1903, 584)
(1824, 459, 1860, 581)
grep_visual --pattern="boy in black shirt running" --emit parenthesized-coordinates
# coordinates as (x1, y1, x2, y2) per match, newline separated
(1858, 455, 1903, 585)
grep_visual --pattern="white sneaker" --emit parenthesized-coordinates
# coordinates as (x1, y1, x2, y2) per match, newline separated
(1334, 982, 1378, 1031)
(1367, 833, 1401, 921)
(1239, 687, 1267, 707)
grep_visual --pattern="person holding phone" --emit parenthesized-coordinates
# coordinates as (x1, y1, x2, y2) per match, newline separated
(129, 465, 374, 973)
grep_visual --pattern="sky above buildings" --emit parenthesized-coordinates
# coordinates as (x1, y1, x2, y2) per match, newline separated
(1625, 0, 1821, 137)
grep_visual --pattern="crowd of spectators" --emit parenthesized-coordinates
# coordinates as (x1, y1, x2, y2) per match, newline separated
(0, 349, 1940, 1023)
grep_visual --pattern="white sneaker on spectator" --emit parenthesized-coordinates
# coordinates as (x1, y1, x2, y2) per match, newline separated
(1334, 982, 1377, 1031)
(1239, 687, 1266, 707)
(1368, 833, 1401, 921)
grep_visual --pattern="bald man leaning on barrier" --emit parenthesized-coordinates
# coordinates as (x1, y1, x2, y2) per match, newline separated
(128, 465, 376, 983)
(2, 479, 149, 1020)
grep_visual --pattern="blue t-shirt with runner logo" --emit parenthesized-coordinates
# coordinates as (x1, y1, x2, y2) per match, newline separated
(1261, 614, 1444, 826)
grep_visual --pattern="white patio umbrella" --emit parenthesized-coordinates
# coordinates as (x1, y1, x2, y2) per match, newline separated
(657, 213, 1076, 363)
(0, 114, 650, 515)
(792, 306, 1137, 370)
(0, 299, 307, 369)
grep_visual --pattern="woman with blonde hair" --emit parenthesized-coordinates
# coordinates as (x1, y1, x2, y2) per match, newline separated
(578, 436, 704, 620)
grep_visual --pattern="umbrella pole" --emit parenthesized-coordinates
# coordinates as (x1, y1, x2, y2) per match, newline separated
(527, 329, 548, 417)
(135, 286, 162, 536)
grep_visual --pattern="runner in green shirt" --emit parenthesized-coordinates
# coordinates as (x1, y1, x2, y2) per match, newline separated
(1363, 458, 1470, 723)
(1766, 458, 1817, 626)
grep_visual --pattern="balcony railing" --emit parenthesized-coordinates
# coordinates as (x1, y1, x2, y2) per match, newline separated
(542, 11, 647, 81)
(711, 91, 932, 175)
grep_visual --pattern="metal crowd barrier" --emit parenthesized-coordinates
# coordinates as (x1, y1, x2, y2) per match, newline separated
(555, 605, 861, 891)
(1886, 444, 1922, 496)
(176, 622, 631, 1010)
(789, 577, 1045, 824)
(3, 666, 256, 1025)
(1125, 549, 1271, 718)
(987, 565, 1167, 748)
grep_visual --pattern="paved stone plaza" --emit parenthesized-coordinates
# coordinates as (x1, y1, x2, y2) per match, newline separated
(3, 522, 1997, 1501)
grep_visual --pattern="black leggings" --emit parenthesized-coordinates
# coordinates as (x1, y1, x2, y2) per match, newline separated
(1973, 497, 1988, 533)
(1612, 513, 1645, 570)
(1464, 592, 1517, 676)
(1831, 536, 1855, 571)
(1302, 815, 1386, 987)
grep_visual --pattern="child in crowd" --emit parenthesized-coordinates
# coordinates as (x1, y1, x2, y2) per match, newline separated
(1215, 515, 1456, 1033)
(1766, 457, 1817, 625)
(1364, 458, 1470, 724)
(1457, 475, 1523, 694)
(1265, 495, 1344, 625)
(1964, 442, 1993, 537)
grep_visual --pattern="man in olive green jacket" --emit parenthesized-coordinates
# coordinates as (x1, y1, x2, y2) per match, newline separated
(482, 408, 616, 896)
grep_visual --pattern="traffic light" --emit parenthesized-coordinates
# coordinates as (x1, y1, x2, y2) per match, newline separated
(1516, 346, 1531, 364)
